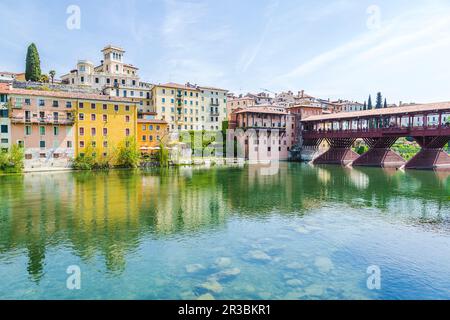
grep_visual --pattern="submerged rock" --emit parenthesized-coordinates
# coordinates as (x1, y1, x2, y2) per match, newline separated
(314, 257, 334, 273)
(246, 250, 272, 262)
(197, 280, 223, 294)
(197, 293, 215, 300)
(294, 226, 310, 234)
(209, 268, 241, 282)
(214, 257, 232, 269)
(304, 284, 326, 297)
(286, 262, 305, 270)
(186, 264, 206, 274)
(286, 279, 303, 287)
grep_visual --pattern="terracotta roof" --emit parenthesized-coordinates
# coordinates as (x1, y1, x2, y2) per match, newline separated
(234, 105, 288, 115)
(199, 85, 228, 92)
(137, 119, 168, 124)
(156, 82, 199, 91)
(302, 102, 450, 122)
(0, 83, 137, 103)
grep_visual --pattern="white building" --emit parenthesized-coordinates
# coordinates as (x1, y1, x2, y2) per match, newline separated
(61, 45, 152, 113)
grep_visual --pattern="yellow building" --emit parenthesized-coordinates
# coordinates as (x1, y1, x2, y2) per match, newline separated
(137, 112, 169, 153)
(75, 95, 138, 160)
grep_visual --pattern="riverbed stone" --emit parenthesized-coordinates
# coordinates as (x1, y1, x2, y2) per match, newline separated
(314, 257, 334, 273)
(197, 293, 215, 300)
(286, 279, 303, 287)
(197, 280, 223, 294)
(286, 262, 305, 270)
(214, 257, 232, 269)
(294, 226, 310, 234)
(304, 284, 326, 297)
(209, 268, 241, 282)
(186, 264, 206, 273)
(247, 250, 272, 262)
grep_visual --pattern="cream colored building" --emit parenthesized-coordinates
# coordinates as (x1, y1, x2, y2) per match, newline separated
(61, 45, 153, 113)
(151, 82, 228, 132)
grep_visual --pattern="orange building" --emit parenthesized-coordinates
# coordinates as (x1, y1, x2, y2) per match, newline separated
(137, 112, 169, 153)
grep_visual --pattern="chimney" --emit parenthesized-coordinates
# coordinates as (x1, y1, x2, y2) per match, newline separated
(399, 101, 402, 106)
(300, 90, 304, 97)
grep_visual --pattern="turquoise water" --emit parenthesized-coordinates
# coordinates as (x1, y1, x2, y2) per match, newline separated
(0, 163, 449, 300)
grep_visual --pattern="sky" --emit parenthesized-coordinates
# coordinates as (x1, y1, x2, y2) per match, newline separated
(1, 0, 450, 104)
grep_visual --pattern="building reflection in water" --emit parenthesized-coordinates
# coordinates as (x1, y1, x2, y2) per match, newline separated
(0, 164, 448, 279)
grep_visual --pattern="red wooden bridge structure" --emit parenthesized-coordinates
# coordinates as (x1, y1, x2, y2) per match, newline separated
(301, 102, 450, 170)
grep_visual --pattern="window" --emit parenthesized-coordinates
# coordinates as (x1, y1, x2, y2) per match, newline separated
(79, 141, 85, 148)
(91, 103, 96, 110)
(79, 102, 84, 108)
(66, 101, 72, 108)
(95, 78, 99, 84)
(149, 125, 153, 130)
(0, 125, 7, 133)
(53, 101, 59, 107)
(149, 135, 153, 141)
(25, 126, 32, 135)
(156, 125, 160, 131)
(142, 125, 146, 131)
(91, 128, 96, 136)
(103, 104, 108, 110)
(79, 127, 84, 136)
(91, 114, 96, 121)
(67, 141, 72, 148)
(54, 127, 59, 136)
(40, 141, 46, 148)
(162, 98, 166, 103)
(79, 113, 84, 120)
(80, 76, 84, 83)
(125, 105, 130, 111)
(142, 135, 147, 141)
(103, 114, 107, 122)
(38, 99, 45, 107)
(125, 129, 130, 136)
(25, 98, 31, 105)
(39, 126, 45, 135)
(103, 128, 108, 136)
(125, 115, 130, 122)
(114, 105, 119, 112)
(106, 78, 110, 84)
(103, 141, 108, 148)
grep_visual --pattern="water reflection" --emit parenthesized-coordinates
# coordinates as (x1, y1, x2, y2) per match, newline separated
(0, 164, 449, 283)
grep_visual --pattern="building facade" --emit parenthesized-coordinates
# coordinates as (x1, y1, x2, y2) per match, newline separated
(151, 82, 228, 132)
(0, 90, 11, 150)
(229, 105, 295, 161)
(0, 83, 137, 168)
(226, 95, 256, 119)
(137, 113, 169, 153)
(61, 45, 152, 114)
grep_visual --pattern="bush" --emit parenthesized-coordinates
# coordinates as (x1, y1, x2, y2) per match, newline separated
(115, 137, 140, 168)
(157, 142, 170, 167)
(73, 144, 112, 170)
(0, 145, 24, 173)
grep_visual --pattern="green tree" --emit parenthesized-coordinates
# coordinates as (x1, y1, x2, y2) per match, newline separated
(49, 70, 56, 84)
(40, 74, 49, 83)
(0, 145, 24, 173)
(384, 98, 388, 108)
(25, 43, 42, 82)
(363, 101, 367, 110)
(376, 92, 383, 109)
(367, 95, 373, 110)
(115, 137, 140, 168)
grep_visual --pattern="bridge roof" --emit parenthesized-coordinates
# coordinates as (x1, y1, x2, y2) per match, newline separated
(302, 101, 450, 122)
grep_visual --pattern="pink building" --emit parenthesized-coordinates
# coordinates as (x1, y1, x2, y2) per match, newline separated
(229, 105, 295, 161)
(0, 84, 75, 168)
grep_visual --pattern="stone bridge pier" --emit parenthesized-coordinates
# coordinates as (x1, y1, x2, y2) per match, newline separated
(313, 138, 359, 165)
(352, 137, 406, 168)
(405, 136, 450, 170)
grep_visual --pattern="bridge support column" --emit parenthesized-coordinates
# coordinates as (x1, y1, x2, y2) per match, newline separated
(405, 136, 450, 170)
(313, 138, 359, 165)
(353, 137, 406, 168)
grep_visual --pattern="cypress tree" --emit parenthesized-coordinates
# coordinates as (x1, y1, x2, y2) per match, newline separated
(25, 43, 41, 82)
(363, 101, 367, 110)
(384, 98, 388, 108)
(368, 95, 373, 110)
(376, 92, 383, 109)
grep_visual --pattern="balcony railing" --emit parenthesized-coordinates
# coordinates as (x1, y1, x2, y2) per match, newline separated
(210, 101, 220, 106)
(11, 116, 75, 125)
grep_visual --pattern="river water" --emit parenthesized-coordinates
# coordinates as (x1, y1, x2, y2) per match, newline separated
(0, 163, 449, 299)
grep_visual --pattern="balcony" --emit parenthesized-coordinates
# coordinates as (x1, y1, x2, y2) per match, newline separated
(11, 116, 75, 125)
(210, 101, 220, 107)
